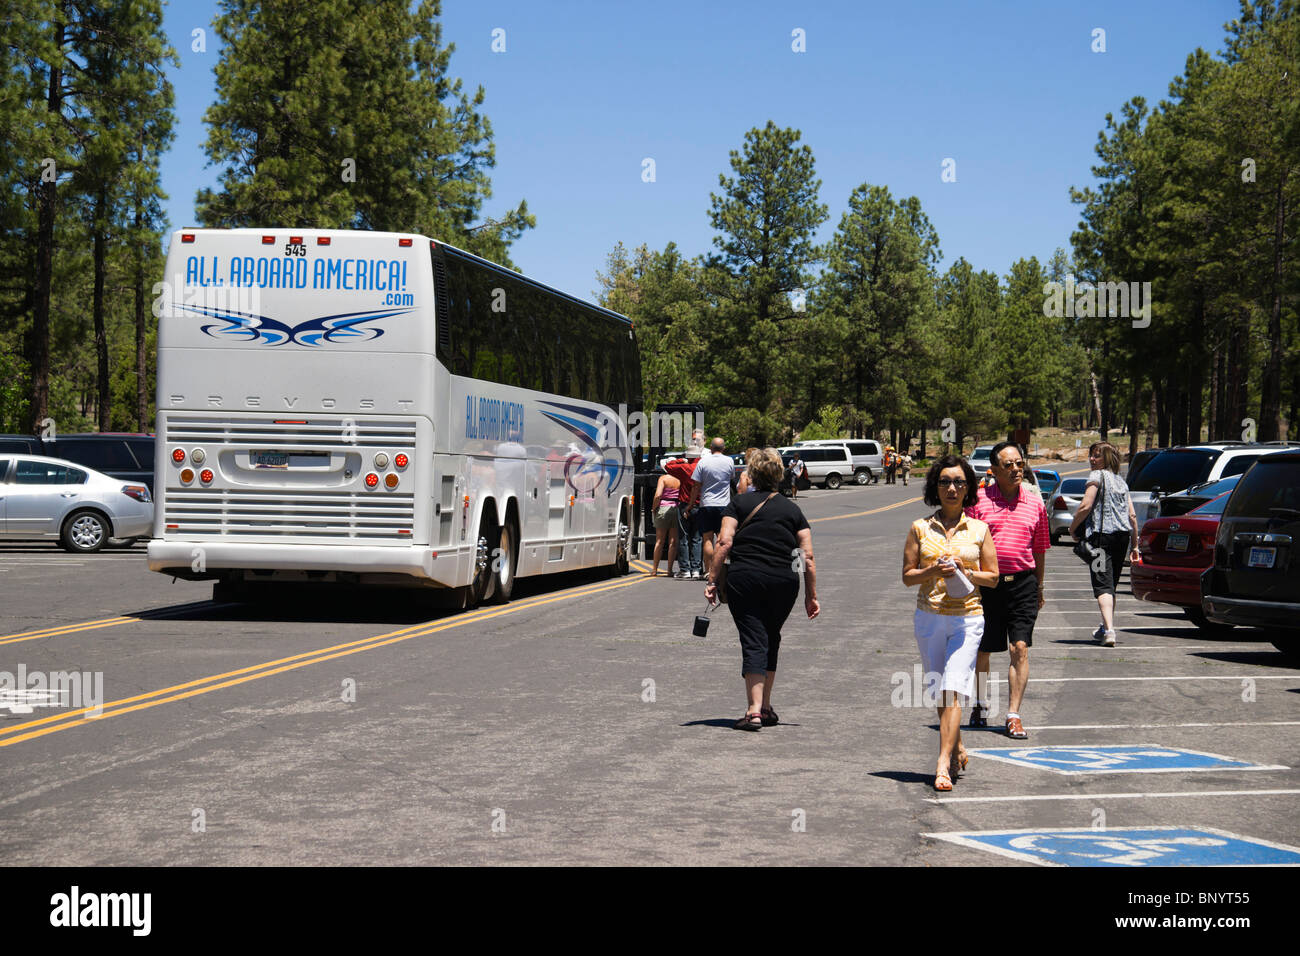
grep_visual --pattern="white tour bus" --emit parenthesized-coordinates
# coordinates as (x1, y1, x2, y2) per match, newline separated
(148, 228, 642, 607)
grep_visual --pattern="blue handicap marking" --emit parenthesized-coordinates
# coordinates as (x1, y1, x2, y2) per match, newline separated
(924, 827, 1300, 867)
(969, 744, 1286, 775)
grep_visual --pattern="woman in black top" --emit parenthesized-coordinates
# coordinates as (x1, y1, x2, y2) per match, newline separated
(704, 447, 820, 731)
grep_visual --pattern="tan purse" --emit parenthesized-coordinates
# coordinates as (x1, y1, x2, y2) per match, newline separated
(713, 493, 776, 604)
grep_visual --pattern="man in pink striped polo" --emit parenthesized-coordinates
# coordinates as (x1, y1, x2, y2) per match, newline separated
(965, 442, 1050, 738)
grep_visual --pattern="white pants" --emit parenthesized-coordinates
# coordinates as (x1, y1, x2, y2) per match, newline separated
(913, 609, 984, 702)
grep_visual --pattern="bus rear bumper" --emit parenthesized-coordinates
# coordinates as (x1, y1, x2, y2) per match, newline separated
(147, 539, 445, 583)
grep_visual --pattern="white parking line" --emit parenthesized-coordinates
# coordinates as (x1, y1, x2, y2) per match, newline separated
(926, 788, 1300, 805)
(1027, 721, 1300, 730)
(1044, 644, 1261, 650)
(990, 675, 1298, 683)
(1033, 624, 1195, 630)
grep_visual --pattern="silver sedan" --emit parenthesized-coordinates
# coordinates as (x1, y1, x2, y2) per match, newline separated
(1049, 476, 1089, 543)
(0, 454, 153, 552)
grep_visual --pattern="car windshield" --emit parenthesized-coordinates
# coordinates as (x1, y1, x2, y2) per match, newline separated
(1189, 492, 1232, 516)
(1126, 449, 1219, 492)
(1223, 458, 1300, 518)
(1059, 478, 1088, 495)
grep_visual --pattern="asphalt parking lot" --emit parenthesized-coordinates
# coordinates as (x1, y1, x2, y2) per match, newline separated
(1, 475, 1297, 866)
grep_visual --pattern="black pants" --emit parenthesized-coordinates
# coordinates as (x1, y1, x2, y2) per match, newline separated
(725, 569, 800, 675)
(1089, 531, 1131, 597)
(979, 569, 1039, 651)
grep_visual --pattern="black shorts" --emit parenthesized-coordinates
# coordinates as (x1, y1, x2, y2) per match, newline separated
(979, 570, 1039, 652)
(697, 506, 725, 535)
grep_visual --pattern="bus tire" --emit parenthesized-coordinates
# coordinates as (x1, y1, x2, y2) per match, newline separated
(488, 520, 518, 604)
(612, 499, 632, 577)
(469, 514, 498, 607)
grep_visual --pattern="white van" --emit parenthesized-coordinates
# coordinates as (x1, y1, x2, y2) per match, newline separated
(780, 444, 854, 489)
(795, 439, 882, 485)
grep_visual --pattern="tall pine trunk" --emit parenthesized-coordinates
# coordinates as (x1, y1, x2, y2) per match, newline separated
(93, 185, 110, 431)
(28, 21, 64, 433)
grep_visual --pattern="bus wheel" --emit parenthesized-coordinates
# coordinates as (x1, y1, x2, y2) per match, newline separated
(469, 517, 498, 607)
(489, 521, 517, 604)
(612, 501, 631, 576)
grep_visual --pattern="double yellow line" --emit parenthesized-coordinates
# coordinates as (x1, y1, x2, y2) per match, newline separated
(0, 573, 649, 749)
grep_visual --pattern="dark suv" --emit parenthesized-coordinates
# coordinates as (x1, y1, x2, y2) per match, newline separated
(1200, 450, 1300, 662)
(0, 433, 155, 492)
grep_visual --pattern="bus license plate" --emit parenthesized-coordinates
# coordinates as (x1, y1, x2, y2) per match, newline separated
(1166, 533, 1189, 552)
(1247, 546, 1276, 569)
(251, 450, 290, 469)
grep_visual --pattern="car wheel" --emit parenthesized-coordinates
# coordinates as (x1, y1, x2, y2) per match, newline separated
(854, 469, 870, 485)
(1050, 530, 1062, 545)
(825, 473, 842, 490)
(61, 510, 109, 553)
(1184, 606, 1233, 631)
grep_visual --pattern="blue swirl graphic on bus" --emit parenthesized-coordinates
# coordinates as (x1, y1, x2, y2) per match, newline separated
(539, 401, 626, 494)
(179, 304, 413, 347)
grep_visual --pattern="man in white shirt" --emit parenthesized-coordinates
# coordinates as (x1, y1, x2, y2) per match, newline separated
(687, 437, 735, 577)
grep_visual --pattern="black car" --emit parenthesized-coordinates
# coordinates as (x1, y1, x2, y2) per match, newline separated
(1159, 475, 1241, 518)
(1200, 451, 1300, 662)
(0, 433, 156, 492)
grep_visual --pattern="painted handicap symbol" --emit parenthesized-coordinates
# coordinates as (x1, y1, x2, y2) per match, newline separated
(1007, 747, 1182, 770)
(970, 744, 1282, 774)
(924, 826, 1300, 867)
(1008, 833, 1227, 866)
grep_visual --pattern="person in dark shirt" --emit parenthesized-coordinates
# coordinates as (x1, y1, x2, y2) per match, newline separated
(704, 447, 820, 731)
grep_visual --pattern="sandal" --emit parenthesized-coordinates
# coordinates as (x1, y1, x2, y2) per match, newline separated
(760, 706, 779, 726)
(933, 768, 953, 792)
(950, 748, 969, 778)
(968, 705, 987, 728)
(1005, 715, 1028, 739)
(733, 712, 762, 732)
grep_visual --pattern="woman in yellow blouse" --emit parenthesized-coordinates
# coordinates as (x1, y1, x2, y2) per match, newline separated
(902, 455, 1000, 791)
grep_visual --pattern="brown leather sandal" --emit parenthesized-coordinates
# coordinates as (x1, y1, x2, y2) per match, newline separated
(733, 712, 762, 732)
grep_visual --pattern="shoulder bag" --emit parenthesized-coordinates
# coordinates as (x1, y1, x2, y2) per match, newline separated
(1073, 471, 1107, 565)
(713, 493, 776, 604)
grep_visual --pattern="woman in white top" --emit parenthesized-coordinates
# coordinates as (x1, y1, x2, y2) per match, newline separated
(1070, 441, 1140, 646)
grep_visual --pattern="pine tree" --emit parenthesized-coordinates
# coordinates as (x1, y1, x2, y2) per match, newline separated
(198, 0, 532, 264)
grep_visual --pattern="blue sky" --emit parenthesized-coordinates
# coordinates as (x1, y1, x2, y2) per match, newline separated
(160, 0, 1240, 304)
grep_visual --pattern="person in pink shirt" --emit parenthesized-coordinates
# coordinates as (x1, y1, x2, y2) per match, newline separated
(964, 442, 1050, 738)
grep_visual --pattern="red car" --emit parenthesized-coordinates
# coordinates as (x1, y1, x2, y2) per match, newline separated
(1131, 491, 1231, 629)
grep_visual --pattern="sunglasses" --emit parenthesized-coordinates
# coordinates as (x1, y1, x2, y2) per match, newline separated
(937, 478, 967, 488)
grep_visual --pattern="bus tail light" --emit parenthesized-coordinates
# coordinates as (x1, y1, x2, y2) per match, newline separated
(394, 453, 408, 469)
(365, 473, 379, 488)
(398, 238, 413, 247)
(200, 469, 214, 484)
(181, 233, 195, 243)
(385, 474, 399, 489)
(172, 448, 186, 463)
(180, 468, 194, 484)
(261, 235, 275, 245)
(317, 236, 331, 246)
